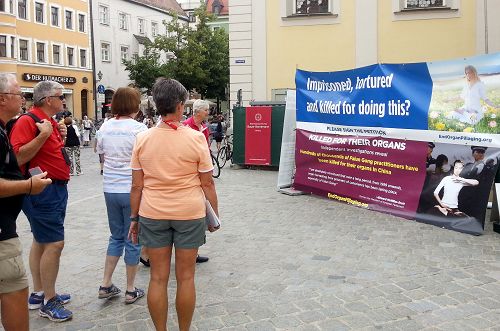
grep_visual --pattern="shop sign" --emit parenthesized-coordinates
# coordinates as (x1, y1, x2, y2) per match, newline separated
(22, 73, 76, 84)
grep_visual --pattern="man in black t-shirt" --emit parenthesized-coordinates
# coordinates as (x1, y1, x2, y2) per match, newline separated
(0, 74, 51, 331)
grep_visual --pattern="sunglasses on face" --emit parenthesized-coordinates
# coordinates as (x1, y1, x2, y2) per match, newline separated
(39, 95, 65, 102)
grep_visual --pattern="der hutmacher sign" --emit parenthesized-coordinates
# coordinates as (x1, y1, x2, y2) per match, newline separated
(22, 73, 76, 84)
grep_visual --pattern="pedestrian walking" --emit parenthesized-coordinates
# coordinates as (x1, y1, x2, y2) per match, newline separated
(96, 87, 147, 304)
(64, 116, 82, 176)
(128, 78, 219, 331)
(9, 80, 73, 322)
(82, 115, 93, 147)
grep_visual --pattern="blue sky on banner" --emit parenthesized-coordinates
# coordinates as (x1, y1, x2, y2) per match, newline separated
(295, 63, 433, 130)
(428, 52, 500, 81)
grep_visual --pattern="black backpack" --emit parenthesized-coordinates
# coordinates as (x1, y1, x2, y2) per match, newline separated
(6, 112, 42, 137)
(6, 112, 43, 177)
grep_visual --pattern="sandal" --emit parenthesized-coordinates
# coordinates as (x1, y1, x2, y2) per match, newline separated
(125, 287, 145, 304)
(98, 284, 121, 299)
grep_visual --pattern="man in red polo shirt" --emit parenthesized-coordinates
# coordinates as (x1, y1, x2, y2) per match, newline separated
(9, 81, 73, 322)
(183, 99, 211, 264)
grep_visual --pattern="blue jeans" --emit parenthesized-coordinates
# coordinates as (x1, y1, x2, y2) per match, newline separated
(104, 193, 140, 265)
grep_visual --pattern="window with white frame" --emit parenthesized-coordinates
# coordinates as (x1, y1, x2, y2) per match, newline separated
(392, 0, 459, 18)
(0, 1, 5, 12)
(138, 18, 145, 35)
(295, 0, 329, 15)
(404, 0, 446, 9)
(51, 6, 59, 26)
(79, 49, 86, 67)
(0, 36, 6, 57)
(67, 46, 74, 66)
(78, 13, 85, 32)
(119, 12, 127, 30)
(19, 39, 28, 61)
(281, 0, 339, 22)
(52, 44, 61, 64)
(36, 42, 46, 63)
(65, 10, 73, 29)
(151, 22, 159, 37)
(35, 2, 44, 23)
(101, 42, 110, 62)
(98, 5, 109, 25)
(120, 45, 129, 62)
(18, 0, 27, 19)
(10, 36, 15, 58)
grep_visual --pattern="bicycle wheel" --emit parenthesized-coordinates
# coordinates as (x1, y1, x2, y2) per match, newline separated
(227, 144, 233, 164)
(217, 146, 227, 168)
(211, 153, 221, 178)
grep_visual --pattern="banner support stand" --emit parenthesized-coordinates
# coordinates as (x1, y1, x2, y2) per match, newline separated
(492, 167, 500, 233)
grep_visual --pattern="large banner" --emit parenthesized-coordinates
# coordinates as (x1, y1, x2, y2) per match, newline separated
(245, 106, 272, 165)
(294, 53, 500, 235)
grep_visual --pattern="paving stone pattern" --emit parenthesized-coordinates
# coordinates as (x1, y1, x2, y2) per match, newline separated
(5, 147, 500, 330)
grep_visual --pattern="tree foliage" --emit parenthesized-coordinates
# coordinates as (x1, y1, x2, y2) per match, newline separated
(124, 5, 229, 100)
(123, 48, 168, 94)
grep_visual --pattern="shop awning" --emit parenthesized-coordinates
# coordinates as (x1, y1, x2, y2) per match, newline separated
(21, 87, 73, 94)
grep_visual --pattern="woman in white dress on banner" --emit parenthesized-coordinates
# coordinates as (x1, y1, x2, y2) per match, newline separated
(450, 65, 498, 125)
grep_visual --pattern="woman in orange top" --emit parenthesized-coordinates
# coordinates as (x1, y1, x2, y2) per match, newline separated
(128, 78, 219, 331)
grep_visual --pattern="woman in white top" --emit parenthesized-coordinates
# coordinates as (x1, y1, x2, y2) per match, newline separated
(96, 87, 148, 304)
(451, 65, 498, 125)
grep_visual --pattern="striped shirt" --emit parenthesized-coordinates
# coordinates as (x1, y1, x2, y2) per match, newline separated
(96, 118, 148, 193)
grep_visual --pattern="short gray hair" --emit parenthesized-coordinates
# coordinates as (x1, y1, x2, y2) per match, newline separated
(0, 73, 17, 93)
(152, 78, 188, 116)
(193, 99, 209, 115)
(33, 81, 64, 106)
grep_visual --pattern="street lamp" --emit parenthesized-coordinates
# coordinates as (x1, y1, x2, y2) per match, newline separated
(97, 70, 103, 82)
(165, 51, 176, 60)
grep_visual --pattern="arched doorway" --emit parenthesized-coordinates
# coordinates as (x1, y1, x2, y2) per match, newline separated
(81, 89, 88, 118)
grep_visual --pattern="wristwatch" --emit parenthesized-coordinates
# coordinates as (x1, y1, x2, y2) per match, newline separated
(130, 216, 139, 222)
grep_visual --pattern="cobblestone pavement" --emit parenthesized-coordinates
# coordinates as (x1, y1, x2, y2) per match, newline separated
(6, 147, 500, 330)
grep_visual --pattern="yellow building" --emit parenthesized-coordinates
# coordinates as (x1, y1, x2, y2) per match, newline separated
(0, 0, 93, 119)
(229, 0, 500, 104)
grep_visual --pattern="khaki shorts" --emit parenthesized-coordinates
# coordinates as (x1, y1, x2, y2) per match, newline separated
(139, 216, 206, 249)
(0, 238, 28, 294)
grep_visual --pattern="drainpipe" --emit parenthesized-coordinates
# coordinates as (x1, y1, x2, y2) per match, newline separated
(89, 0, 98, 119)
(484, 0, 489, 54)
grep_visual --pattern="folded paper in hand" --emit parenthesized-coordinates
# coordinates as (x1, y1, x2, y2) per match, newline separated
(205, 200, 220, 228)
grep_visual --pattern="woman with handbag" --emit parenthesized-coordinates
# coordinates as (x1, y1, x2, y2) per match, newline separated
(128, 78, 219, 331)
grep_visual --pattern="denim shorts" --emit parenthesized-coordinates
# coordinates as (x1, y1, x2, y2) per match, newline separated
(139, 216, 206, 249)
(22, 184, 68, 243)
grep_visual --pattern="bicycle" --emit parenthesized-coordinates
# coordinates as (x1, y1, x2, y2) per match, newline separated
(217, 134, 233, 168)
(211, 151, 221, 178)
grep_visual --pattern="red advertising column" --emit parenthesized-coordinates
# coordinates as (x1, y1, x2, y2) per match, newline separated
(245, 106, 272, 165)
